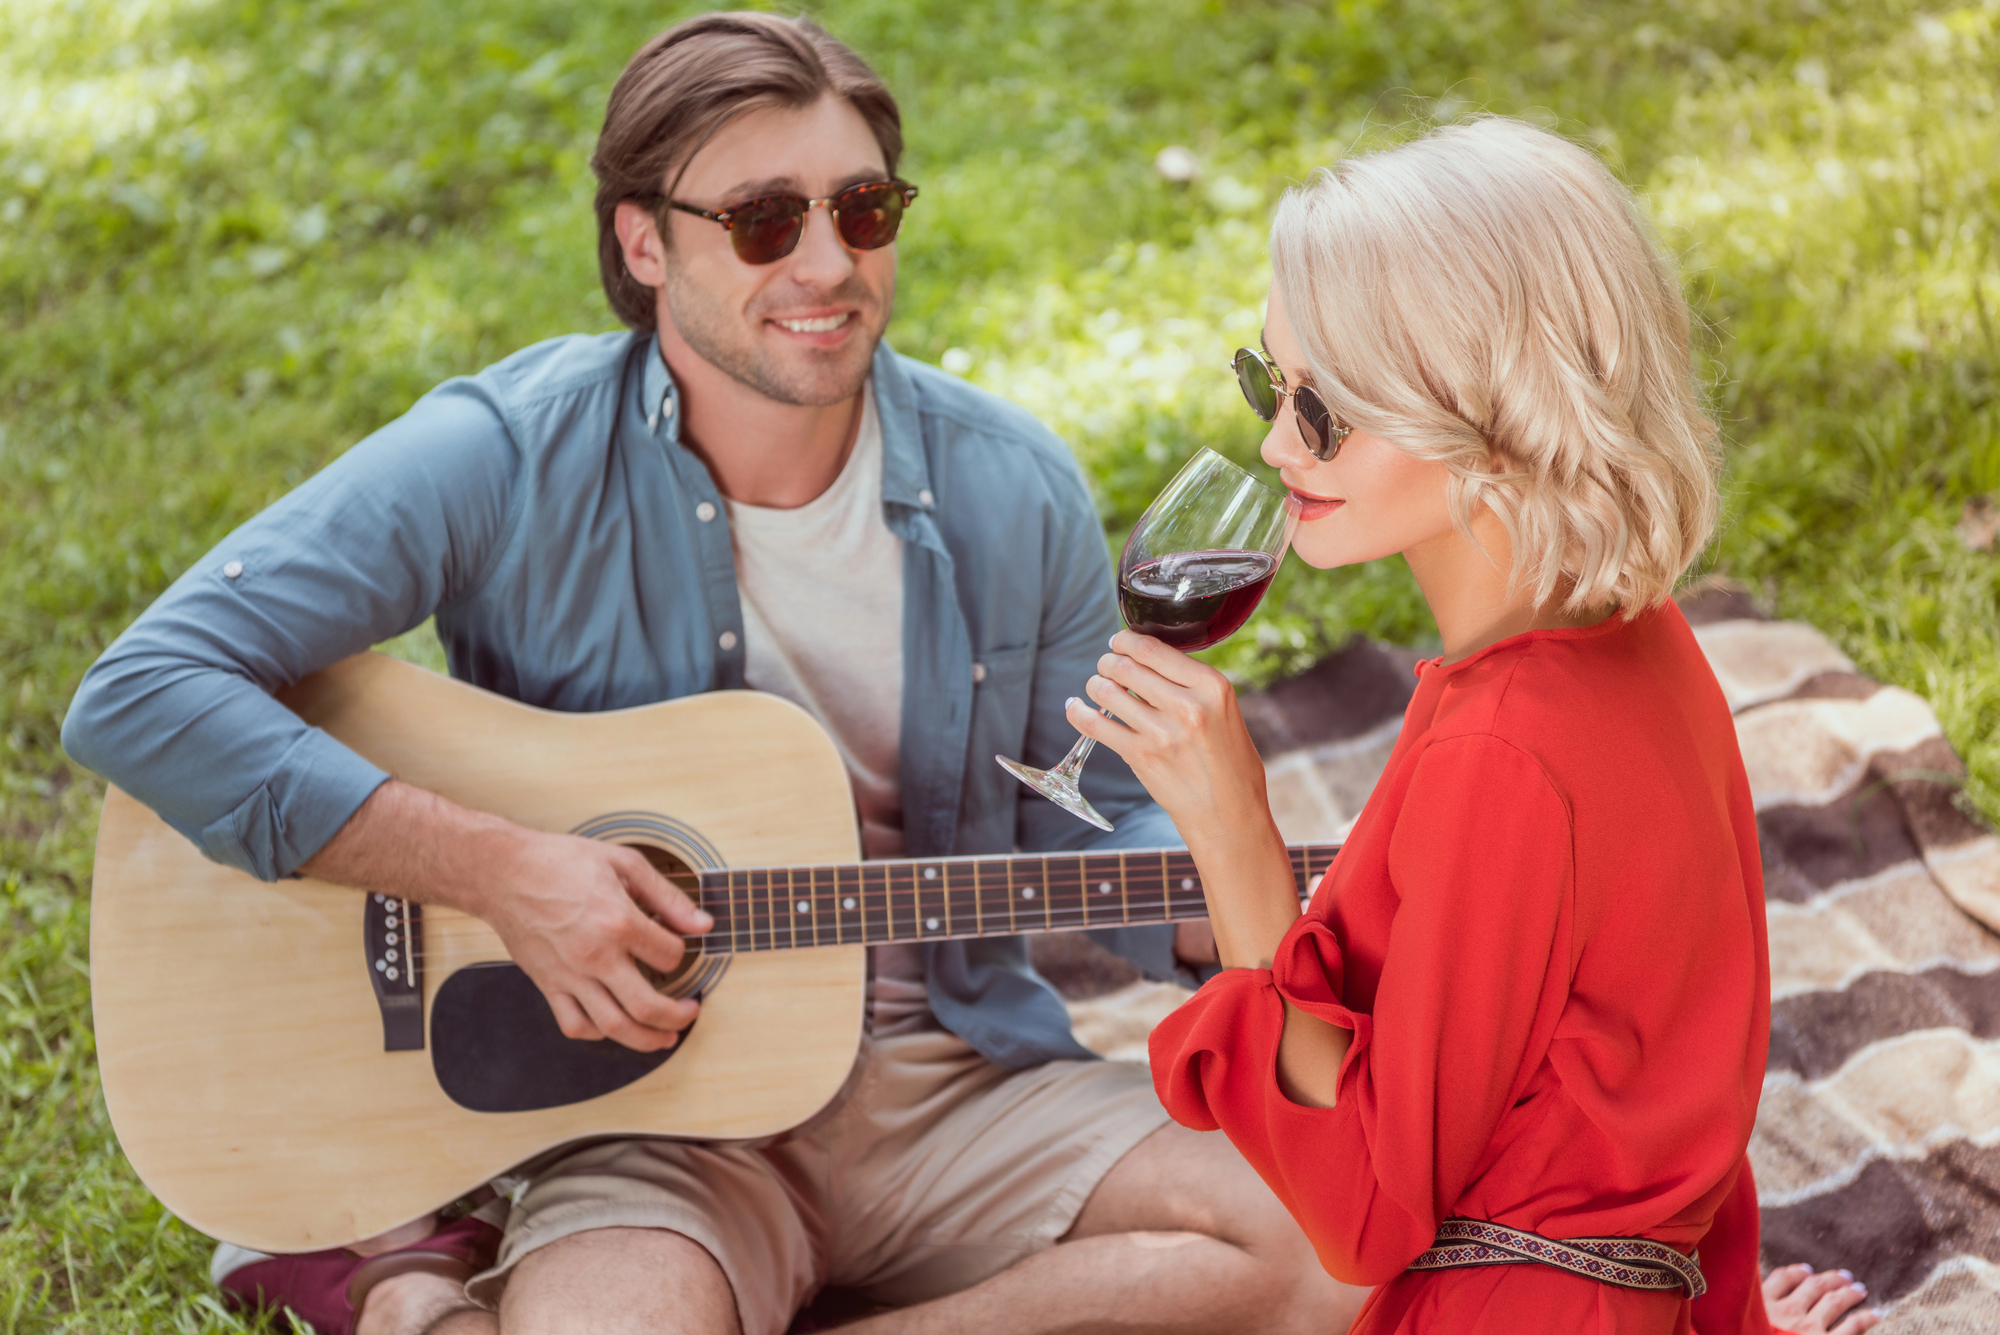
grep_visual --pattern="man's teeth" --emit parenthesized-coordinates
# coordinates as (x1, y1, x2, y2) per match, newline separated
(777, 313, 851, 333)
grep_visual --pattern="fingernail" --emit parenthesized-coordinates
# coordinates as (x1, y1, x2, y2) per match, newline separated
(696, 910, 713, 927)
(1852, 1281, 1866, 1295)
(1838, 1270, 1853, 1280)
(1066, 696, 1082, 709)
(1798, 1264, 1813, 1274)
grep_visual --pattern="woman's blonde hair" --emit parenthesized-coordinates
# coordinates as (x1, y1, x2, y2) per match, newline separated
(1271, 115, 1719, 614)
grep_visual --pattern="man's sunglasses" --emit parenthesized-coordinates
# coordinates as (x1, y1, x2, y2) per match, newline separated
(1231, 347, 1353, 461)
(664, 180, 919, 266)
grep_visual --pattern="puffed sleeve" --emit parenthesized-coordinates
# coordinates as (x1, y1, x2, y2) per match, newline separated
(1150, 734, 1575, 1285)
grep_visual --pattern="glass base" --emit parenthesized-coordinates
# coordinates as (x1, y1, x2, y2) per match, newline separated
(995, 754, 1114, 831)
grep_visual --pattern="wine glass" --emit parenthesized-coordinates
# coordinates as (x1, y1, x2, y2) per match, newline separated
(997, 447, 1299, 830)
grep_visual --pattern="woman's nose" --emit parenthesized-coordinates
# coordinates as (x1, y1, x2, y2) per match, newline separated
(1259, 409, 1317, 473)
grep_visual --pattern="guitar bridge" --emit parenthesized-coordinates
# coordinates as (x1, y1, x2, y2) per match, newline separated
(366, 894, 424, 1051)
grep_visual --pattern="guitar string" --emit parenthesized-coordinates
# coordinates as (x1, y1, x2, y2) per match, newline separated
(396, 851, 1333, 947)
(397, 848, 1338, 962)
(396, 848, 1338, 951)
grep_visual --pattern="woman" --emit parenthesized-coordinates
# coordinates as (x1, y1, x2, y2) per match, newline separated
(1068, 117, 1875, 1335)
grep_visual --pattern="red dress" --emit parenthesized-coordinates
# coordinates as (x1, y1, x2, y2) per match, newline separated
(1152, 605, 1775, 1333)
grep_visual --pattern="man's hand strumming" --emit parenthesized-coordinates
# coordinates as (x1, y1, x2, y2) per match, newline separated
(300, 779, 712, 1052)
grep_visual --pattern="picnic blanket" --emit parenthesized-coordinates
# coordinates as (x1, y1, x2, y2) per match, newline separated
(1040, 589, 2000, 1330)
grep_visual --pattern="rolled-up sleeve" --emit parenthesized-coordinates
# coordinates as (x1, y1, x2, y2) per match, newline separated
(61, 379, 521, 880)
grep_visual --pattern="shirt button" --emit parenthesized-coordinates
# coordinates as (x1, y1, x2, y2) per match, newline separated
(971, 662, 987, 684)
(695, 501, 717, 523)
(917, 488, 935, 508)
(222, 560, 243, 579)
(718, 631, 739, 651)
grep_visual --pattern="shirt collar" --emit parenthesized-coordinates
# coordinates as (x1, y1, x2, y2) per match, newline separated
(642, 334, 677, 434)
(869, 341, 935, 514)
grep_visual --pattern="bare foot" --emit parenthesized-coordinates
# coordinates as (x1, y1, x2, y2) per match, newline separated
(1763, 1263, 1881, 1335)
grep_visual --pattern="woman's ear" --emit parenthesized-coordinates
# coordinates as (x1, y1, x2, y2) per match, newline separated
(614, 202, 669, 288)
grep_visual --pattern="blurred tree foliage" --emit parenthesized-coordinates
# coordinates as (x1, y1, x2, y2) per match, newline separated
(1, 0, 1997, 1324)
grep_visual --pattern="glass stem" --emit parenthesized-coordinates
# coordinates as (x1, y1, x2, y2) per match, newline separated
(1052, 731, 1096, 780)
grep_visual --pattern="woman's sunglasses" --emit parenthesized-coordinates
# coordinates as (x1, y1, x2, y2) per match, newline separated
(1231, 347, 1352, 461)
(665, 180, 919, 266)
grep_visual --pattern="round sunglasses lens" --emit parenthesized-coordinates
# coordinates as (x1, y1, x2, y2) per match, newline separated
(1294, 387, 1335, 459)
(731, 199, 806, 264)
(1232, 351, 1279, 421)
(834, 186, 905, 250)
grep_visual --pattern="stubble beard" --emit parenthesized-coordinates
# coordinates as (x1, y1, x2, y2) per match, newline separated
(660, 261, 890, 408)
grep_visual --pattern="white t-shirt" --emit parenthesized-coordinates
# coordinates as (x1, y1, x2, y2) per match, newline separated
(725, 385, 931, 1035)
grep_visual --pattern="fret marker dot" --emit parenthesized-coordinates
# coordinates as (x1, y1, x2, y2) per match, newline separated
(842, 897, 856, 911)
(1021, 887, 1036, 900)
(1182, 878, 1195, 890)
(1098, 882, 1113, 894)
(796, 901, 810, 914)
(924, 867, 938, 880)
(926, 917, 940, 931)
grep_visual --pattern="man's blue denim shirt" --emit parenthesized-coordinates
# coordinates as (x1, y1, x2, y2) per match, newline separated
(64, 332, 1193, 1068)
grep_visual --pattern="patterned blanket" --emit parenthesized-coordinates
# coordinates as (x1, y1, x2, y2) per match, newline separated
(1040, 589, 2000, 1330)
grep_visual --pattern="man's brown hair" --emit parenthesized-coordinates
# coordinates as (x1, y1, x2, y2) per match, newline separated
(592, 12, 904, 331)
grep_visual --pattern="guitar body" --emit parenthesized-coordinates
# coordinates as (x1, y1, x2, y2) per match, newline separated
(90, 653, 865, 1253)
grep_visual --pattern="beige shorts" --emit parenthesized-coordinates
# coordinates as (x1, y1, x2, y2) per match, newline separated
(467, 1028, 1170, 1335)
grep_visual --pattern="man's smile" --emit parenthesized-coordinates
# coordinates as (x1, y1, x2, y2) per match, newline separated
(767, 309, 859, 344)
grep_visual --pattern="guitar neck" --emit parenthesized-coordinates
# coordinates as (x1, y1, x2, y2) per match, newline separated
(691, 843, 1340, 954)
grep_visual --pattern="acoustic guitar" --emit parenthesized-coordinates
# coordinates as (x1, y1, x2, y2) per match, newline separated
(88, 652, 1339, 1253)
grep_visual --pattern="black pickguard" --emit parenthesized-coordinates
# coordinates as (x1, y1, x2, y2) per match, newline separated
(430, 962, 690, 1113)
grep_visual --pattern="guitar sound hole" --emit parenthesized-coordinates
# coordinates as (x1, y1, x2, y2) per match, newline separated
(622, 844, 719, 1000)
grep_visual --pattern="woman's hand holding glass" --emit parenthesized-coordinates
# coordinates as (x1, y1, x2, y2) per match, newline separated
(1066, 633, 1268, 840)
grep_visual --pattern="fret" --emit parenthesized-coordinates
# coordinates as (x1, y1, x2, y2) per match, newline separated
(1152, 850, 1172, 923)
(836, 866, 863, 947)
(1078, 851, 1122, 927)
(915, 862, 946, 938)
(1068, 852, 1098, 929)
(1164, 852, 1204, 919)
(1033, 854, 1080, 931)
(727, 870, 749, 955)
(747, 869, 774, 952)
(696, 873, 728, 954)
(949, 861, 979, 941)
(884, 863, 910, 941)
(1018, 857, 1051, 933)
(730, 871, 751, 953)
(864, 864, 893, 945)
(780, 867, 798, 951)
(810, 865, 836, 949)
(1120, 849, 1161, 925)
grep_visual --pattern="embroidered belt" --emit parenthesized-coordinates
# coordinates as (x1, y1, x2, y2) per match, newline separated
(1408, 1218, 1706, 1299)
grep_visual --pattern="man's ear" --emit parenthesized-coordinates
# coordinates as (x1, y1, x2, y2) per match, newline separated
(614, 201, 669, 288)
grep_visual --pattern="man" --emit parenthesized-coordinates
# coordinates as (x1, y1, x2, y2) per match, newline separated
(64, 13, 1363, 1335)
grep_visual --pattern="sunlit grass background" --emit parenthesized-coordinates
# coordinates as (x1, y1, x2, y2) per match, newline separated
(2, 0, 1996, 1326)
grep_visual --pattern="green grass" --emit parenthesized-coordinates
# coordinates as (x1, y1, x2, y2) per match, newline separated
(2, 0, 1996, 1325)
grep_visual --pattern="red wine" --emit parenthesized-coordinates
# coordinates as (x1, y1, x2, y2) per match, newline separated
(1119, 550, 1279, 650)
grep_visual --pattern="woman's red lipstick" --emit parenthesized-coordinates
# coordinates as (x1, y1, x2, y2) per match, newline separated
(1289, 488, 1344, 521)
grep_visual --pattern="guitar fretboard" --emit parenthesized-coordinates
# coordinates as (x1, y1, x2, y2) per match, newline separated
(692, 843, 1339, 954)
